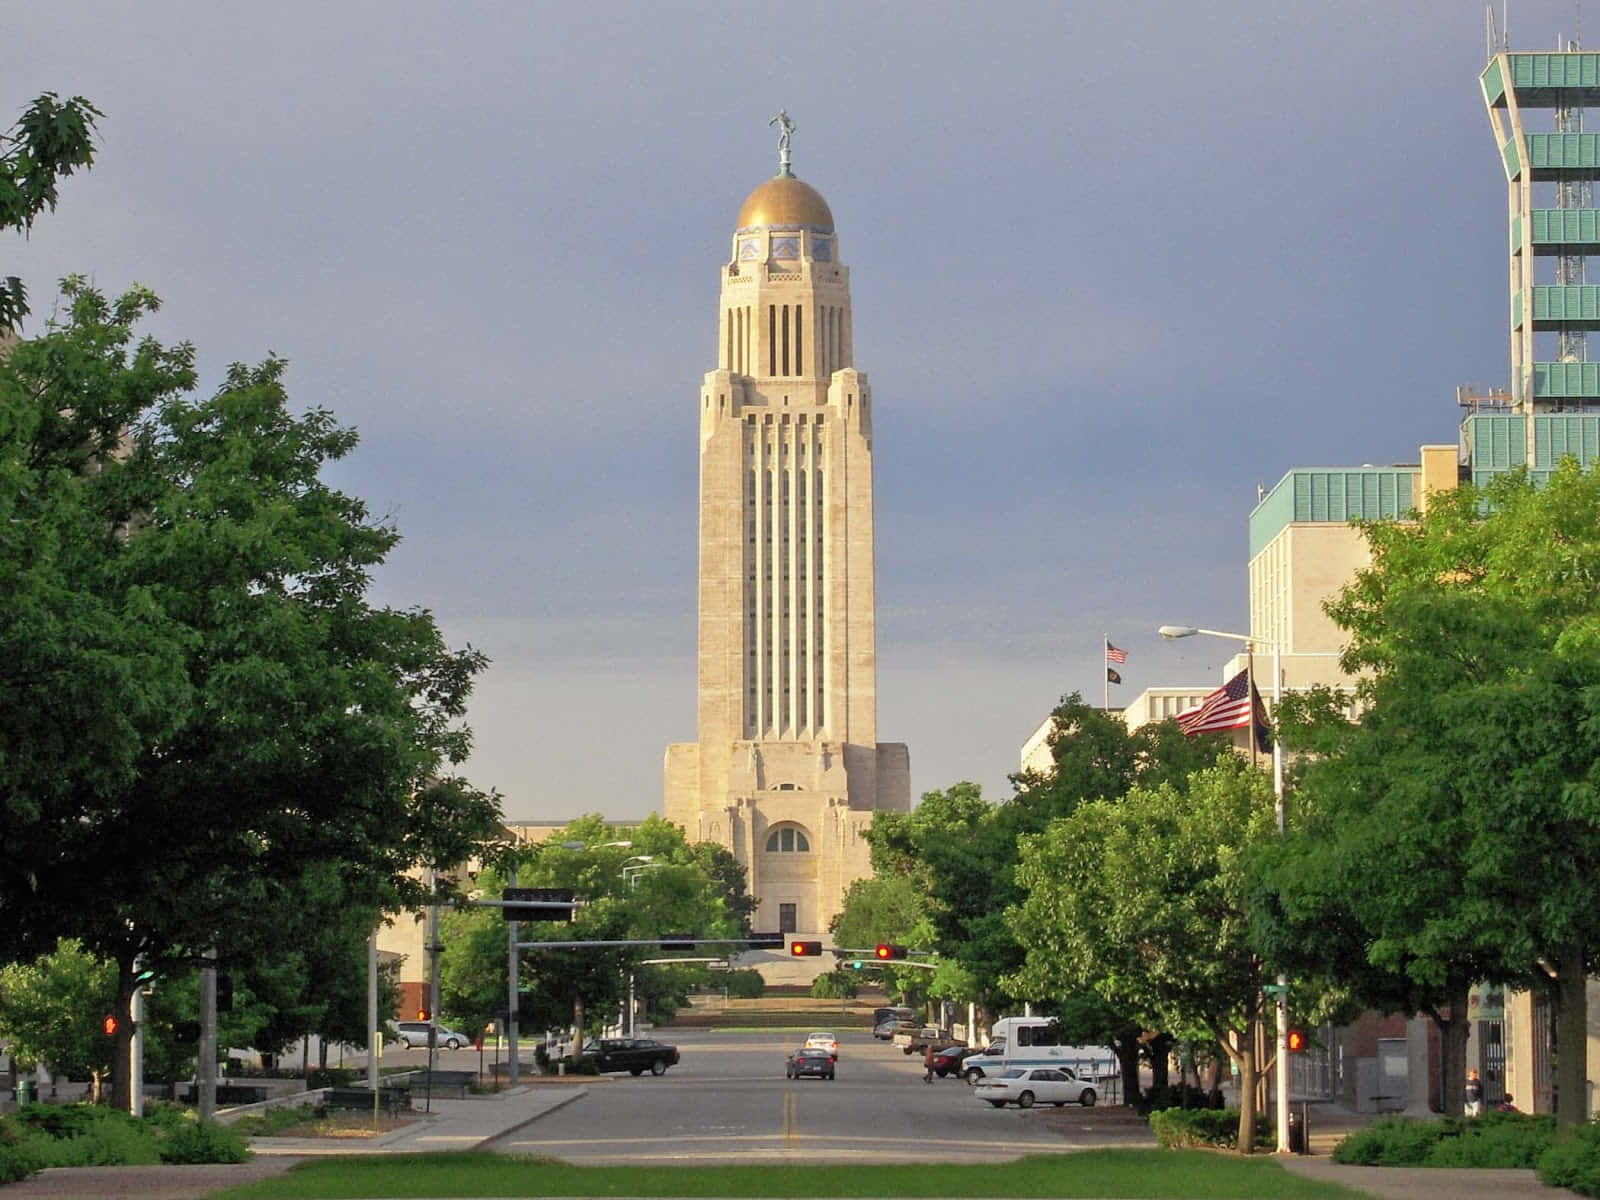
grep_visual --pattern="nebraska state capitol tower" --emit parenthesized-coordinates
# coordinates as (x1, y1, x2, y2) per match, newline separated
(664, 120, 909, 938)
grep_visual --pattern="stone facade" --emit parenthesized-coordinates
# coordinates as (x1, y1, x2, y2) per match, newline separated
(664, 165, 909, 937)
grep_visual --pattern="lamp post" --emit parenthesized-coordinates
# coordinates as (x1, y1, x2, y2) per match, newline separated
(1159, 623, 1288, 1154)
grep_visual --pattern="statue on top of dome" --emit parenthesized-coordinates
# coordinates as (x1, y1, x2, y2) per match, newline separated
(770, 109, 795, 176)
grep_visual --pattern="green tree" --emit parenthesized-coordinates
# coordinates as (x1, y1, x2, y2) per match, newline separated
(0, 281, 503, 1109)
(0, 939, 116, 1102)
(1, 93, 102, 331)
(1010, 757, 1280, 1152)
(869, 697, 1226, 1095)
(438, 818, 752, 1051)
(1276, 462, 1600, 1125)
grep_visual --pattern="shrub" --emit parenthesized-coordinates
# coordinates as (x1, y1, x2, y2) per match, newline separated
(1424, 1111, 1556, 1168)
(1538, 1124, 1600, 1195)
(153, 1117, 249, 1164)
(1135, 1083, 1224, 1115)
(0, 1120, 43, 1185)
(1148, 1106, 1271, 1151)
(723, 969, 765, 999)
(28, 1109, 160, 1167)
(1333, 1111, 1557, 1168)
(559, 1054, 600, 1075)
(1331, 1117, 1439, 1165)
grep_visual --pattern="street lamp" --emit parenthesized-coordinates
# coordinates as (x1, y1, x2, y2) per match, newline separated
(1159, 623, 1289, 1154)
(620, 855, 661, 888)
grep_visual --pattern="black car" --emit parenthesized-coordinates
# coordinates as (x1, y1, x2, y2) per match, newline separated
(786, 1047, 836, 1080)
(579, 1037, 680, 1076)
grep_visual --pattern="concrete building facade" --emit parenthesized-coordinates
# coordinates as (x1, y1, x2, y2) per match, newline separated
(663, 144, 909, 938)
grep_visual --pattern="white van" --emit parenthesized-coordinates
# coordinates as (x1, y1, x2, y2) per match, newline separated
(961, 1016, 1115, 1084)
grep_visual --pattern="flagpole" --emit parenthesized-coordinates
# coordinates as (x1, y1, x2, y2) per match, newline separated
(1104, 635, 1109, 709)
(1245, 644, 1257, 769)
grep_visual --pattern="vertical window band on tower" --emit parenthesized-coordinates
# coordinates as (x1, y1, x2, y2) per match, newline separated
(768, 305, 776, 377)
(796, 304, 803, 375)
(781, 305, 790, 377)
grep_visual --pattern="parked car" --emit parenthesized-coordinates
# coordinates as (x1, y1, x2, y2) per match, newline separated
(579, 1037, 681, 1076)
(804, 1031, 840, 1055)
(871, 1005, 916, 1030)
(786, 1047, 836, 1080)
(873, 1017, 917, 1040)
(928, 1044, 974, 1078)
(973, 1066, 1097, 1109)
(392, 1021, 470, 1050)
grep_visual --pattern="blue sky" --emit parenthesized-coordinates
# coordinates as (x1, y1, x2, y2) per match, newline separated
(9, 2, 1558, 819)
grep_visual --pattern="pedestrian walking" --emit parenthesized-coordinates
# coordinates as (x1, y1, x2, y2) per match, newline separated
(1465, 1068, 1484, 1117)
(923, 1044, 936, 1083)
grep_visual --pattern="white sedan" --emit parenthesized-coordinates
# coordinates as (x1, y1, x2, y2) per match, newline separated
(973, 1066, 1096, 1109)
(804, 1031, 840, 1055)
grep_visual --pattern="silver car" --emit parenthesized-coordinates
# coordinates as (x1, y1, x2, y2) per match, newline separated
(392, 1020, 469, 1050)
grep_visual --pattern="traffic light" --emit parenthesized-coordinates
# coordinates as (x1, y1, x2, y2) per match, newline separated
(417, 1008, 431, 1021)
(875, 943, 907, 960)
(789, 940, 823, 957)
(102, 1014, 118, 1036)
(501, 887, 576, 922)
(173, 1020, 201, 1045)
(1286, 1028, 1308, 1053)
(849, 960, 864, 970)
(659, 935, 697, 951)
(216, 973, 234, 1013)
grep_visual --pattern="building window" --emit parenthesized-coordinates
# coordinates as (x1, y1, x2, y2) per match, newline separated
(764, 825, 811, 853)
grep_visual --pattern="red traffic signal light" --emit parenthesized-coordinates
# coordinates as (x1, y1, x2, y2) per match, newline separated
(1286, 1028, 1308, 1053)
(874, 943, 907, 960)
(417, 1008, 431, 1021)
(102, 1014, 118, 1036)
(789, 940, 823, 957)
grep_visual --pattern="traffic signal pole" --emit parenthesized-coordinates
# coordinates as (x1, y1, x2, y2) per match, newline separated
(506, 867, 519, 1086)
(129, 964, 144, 1118)
(199, 952, 217, 1121)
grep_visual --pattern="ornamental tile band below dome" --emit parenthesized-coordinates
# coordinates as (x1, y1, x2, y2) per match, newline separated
(735, 223, 835, 235)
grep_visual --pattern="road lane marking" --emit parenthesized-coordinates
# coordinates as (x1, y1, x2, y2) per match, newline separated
(783, 1090, 797, 1149)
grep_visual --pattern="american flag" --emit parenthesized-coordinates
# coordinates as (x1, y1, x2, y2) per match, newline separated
(1176, 668, 1260, 737)
(1105, 641, 1128, 664)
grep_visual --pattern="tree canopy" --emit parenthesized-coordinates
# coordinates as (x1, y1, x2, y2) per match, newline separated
(1, 93, 102, 332)
(1275, 461, 1600, 1124)
(0, 280, 503, 1108)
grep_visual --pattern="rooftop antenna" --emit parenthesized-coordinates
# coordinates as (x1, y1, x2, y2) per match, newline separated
(1487, 2, 1509, 59)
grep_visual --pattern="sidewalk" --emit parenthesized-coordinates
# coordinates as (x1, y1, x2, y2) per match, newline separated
(247, 1080, 589, 1156)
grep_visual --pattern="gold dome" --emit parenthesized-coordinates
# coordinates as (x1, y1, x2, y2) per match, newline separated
(735, 175, 834, 231)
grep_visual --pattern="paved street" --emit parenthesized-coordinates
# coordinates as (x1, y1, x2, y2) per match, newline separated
(489, 1028, 1153, 1164)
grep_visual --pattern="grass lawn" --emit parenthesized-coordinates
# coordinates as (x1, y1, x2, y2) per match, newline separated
(211, 1148, 1364, 1198)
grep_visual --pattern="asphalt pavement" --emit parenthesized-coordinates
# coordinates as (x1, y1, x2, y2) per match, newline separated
(0, 1079, 1582, 1199)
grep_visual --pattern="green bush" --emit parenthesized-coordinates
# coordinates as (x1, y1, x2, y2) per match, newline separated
(809, 970, 858, 1000)
(1332, 1111, 1556, 1168)
(28, 1110, 160, 1167)
(1424, 1111, 1556, 1167)
(1331, 1117, 1440, 1165)
(153, 1116, 249, 1164)
(722, 969, 765, 999)
(0, 1120, 43, 1185)
(0, 1102, 249, 1169)
(559, 1054, 600, 1075)
(1148, 1107, 1271, 1151)
(1538, 1124, 1600, 1195)
(1135, 1083, 1223, 1115)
